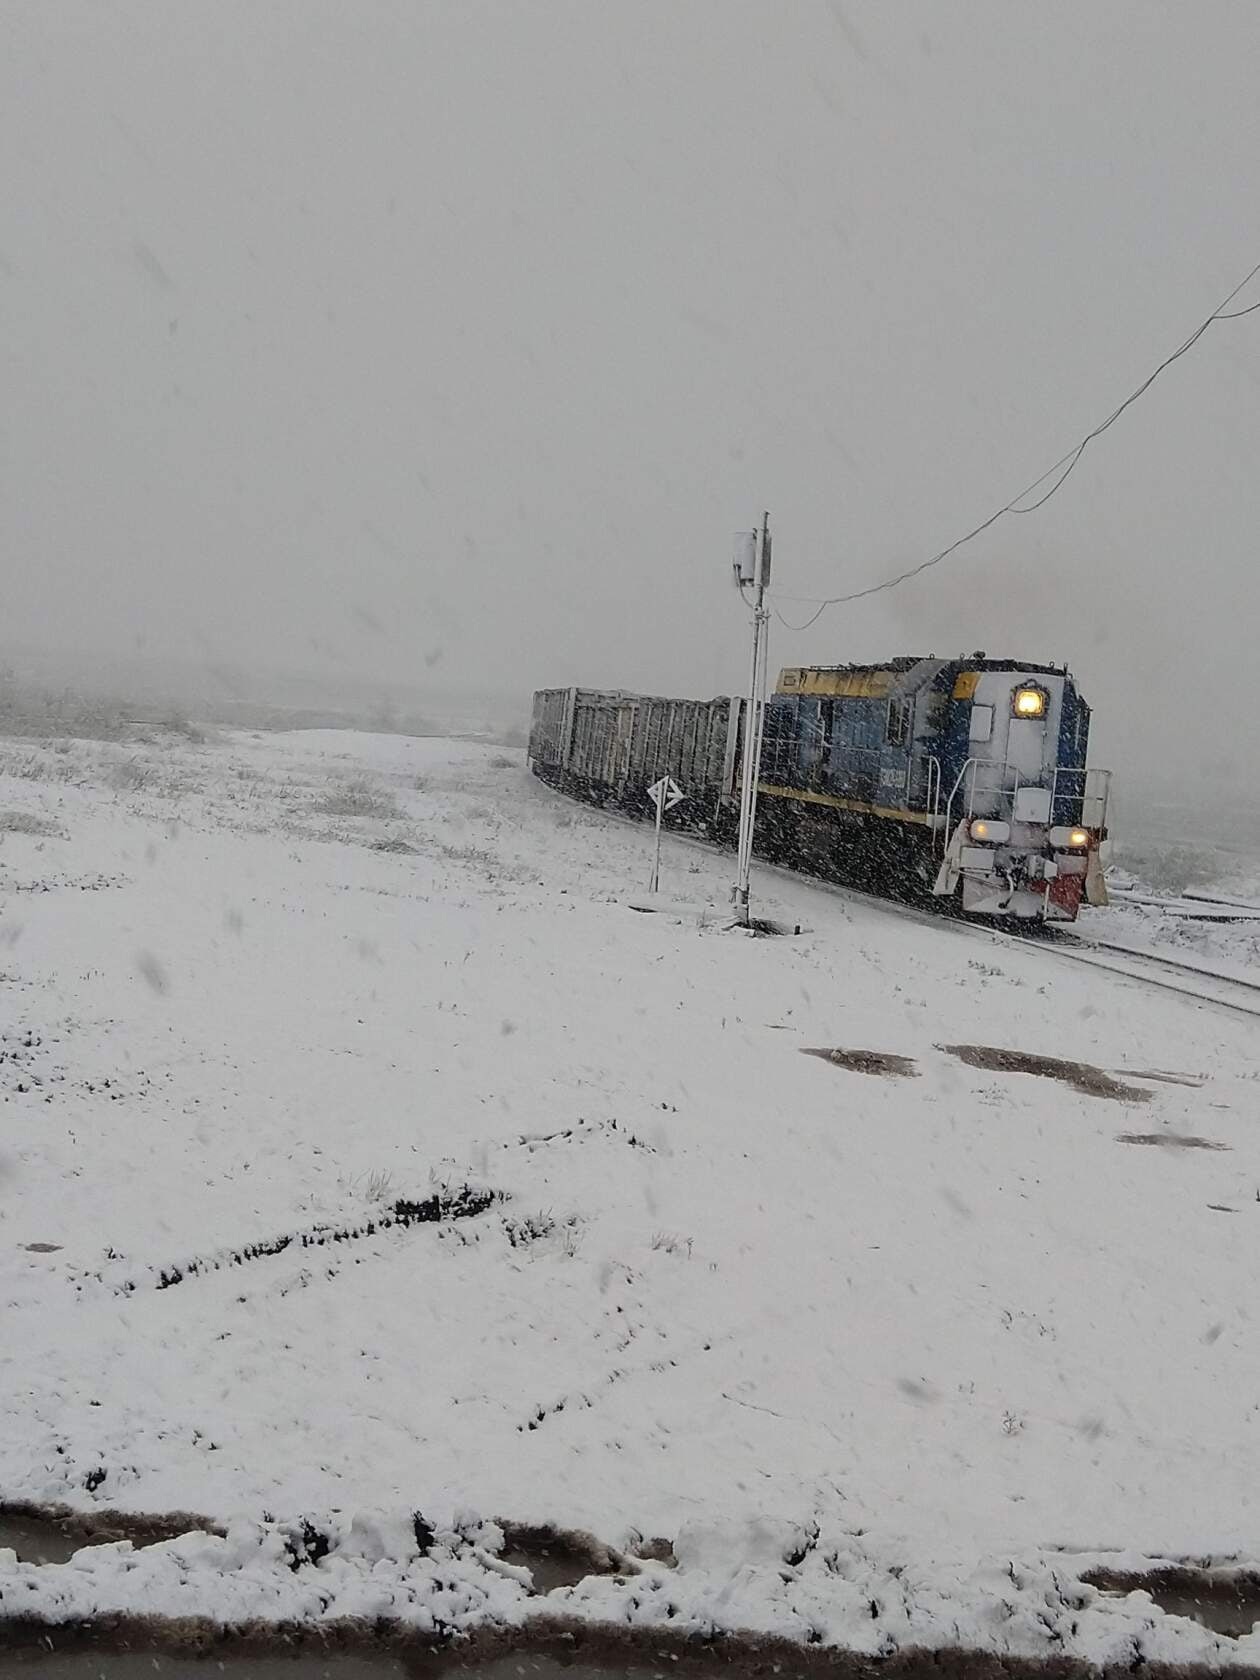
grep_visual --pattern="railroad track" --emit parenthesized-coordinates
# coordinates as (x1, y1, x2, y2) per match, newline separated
(827, 888, 1260, 1022)
(1060, 936, 1260, 1022)
(1106, 886, 1260, 923)
(852, 896, 1260, 1022)
(530, 778, 1260, 1021)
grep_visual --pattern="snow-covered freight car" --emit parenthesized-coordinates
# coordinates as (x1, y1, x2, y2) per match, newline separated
(529, 655, 1111, 922)
(528, 688, 740, 819)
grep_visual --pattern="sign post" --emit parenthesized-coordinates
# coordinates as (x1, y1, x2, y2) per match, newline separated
(647, 775, 684, 893)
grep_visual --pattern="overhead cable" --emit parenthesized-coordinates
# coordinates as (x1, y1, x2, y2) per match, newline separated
(772, 256, 1260, 632)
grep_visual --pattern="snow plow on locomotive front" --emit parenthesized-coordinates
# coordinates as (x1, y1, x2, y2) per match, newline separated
(528, 654, 1110, 924)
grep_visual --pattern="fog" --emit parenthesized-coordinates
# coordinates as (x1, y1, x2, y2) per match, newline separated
(3, 1, 1259, 794)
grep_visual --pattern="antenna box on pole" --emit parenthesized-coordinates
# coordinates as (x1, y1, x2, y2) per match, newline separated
(732, 531, 757, 587)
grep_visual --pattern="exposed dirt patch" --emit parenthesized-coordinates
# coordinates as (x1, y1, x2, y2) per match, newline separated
(0, 1622, 402, 1676)
(744, 917, 801, 937)
(1117, 1133, 1230, 1152)
(498, 1521, 629, 1593)
(801, 1048, 919, 1078)
(938, 1044, 1152, 1102)
(505, 1117, 653, 1154)
(1082, 1566, 1260, 1639)
(628, 1533, 677, 1567)
(92, 1185, 500, 1295)
(0, 810, 66, 839)
(0, 1611, 1199, 1677)
(0, 1500, 219, 1564)
(316, 779, 402, 820)
(13, 872, 127, 894)
(519, 1346, 682, 1434)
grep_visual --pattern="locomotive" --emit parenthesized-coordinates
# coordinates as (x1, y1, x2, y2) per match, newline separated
(529, 654, 1111, 922)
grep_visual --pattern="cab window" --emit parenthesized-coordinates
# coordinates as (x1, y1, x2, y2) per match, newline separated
(886, 696, 913, 747)
(969, 704, 994, 743)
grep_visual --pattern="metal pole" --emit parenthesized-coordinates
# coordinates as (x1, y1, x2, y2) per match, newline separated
(733, 511, 770, 925)
(650, 786, 664, 893)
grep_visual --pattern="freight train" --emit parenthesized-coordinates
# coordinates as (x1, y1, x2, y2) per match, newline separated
(529, 655, 1111, 922)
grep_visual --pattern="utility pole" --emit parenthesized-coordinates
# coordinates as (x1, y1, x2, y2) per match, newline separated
(732, 511, 771, 926)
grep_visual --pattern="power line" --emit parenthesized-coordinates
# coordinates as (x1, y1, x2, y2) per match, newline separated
(772, 256, 1260, 632)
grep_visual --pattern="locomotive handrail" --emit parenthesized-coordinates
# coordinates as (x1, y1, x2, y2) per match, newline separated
(941, 758, 979, 852)
(922, 754, 943, 845)
(1050, 764, 1112, 832)
(940, 759, 981, 853)
(942, 757, 1027, 854)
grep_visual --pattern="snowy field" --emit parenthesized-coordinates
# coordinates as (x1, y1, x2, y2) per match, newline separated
(1079, 885, 1260, 983)
(2, 727, 1260, 1666)
(1095, 802, 1260, 980)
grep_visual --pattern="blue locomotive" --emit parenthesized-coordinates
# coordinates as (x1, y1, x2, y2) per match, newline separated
(529, 653, 1111, 922)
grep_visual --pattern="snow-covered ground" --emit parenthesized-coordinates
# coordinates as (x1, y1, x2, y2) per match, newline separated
(2, 728, 1260, 1666)
(1078, 878, 1260, 982)
(1096, 806, 1260, 980)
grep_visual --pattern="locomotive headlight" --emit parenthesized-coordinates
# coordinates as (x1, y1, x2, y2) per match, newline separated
(1013, 686, 1048, 718)
(970, 818, 1011, 844)
(1048, 825, 1091, 850)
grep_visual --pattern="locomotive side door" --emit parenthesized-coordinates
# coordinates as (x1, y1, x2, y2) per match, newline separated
(796, 698, 827, 787)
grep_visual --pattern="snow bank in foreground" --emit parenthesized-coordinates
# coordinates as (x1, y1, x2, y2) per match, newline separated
(2, 1515, 1257, 1670)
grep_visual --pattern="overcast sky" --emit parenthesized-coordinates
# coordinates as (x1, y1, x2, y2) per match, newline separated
(3, 1, 1258, 781)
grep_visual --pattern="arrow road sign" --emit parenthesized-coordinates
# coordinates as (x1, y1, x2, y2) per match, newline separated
(647, 777, 685, 893)
(648, 775, 684, 814)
